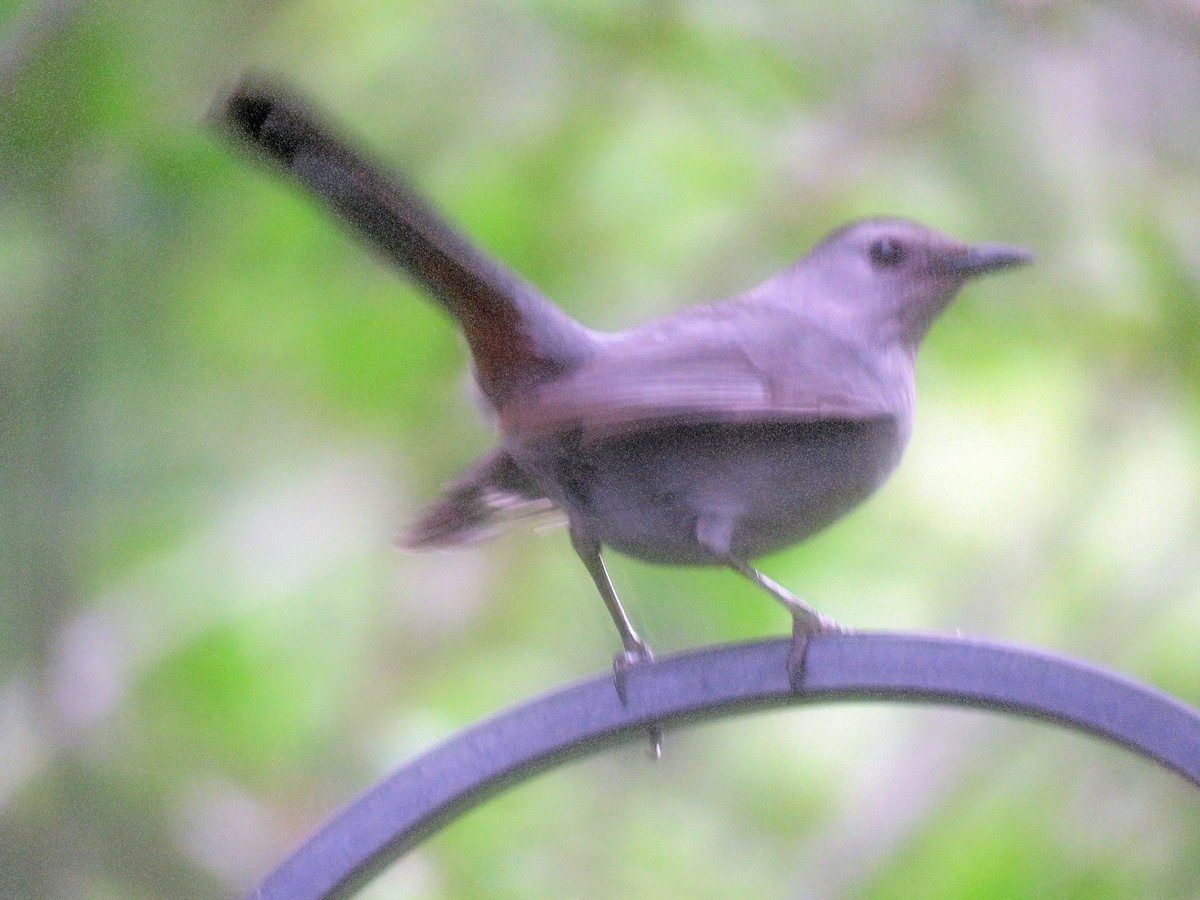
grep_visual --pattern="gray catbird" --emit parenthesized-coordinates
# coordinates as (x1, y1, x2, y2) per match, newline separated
(217, 80, 1030, 682)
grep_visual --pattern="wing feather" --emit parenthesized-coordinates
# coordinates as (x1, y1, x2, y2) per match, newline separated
(503, 307, 907, 440)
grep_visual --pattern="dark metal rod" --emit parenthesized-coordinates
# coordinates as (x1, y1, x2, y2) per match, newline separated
(248, 631, 1200, 899)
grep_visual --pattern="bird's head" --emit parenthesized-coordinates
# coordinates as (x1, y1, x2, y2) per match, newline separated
(803, 218, 1031, 348)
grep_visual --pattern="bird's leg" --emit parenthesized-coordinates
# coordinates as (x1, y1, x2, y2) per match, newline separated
(724, 556, 841, 687)
(696, 515, 840, 688)
(569, 524, 661, 758)
(569, 525, 653, 675)
(723, 558, 839, 633)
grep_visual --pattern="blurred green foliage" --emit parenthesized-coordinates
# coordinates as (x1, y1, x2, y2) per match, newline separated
(3, 1, 1200, 897)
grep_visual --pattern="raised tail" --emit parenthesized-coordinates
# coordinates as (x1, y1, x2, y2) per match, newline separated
(215, 78, 596, 407)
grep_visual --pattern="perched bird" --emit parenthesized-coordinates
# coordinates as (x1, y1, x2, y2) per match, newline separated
(217, 80, 1031, 687)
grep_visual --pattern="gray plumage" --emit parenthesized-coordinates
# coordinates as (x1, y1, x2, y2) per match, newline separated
(219, 81, 1031, 665)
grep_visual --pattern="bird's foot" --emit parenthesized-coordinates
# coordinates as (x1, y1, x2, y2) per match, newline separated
(612, 641, 662, 759)
(612, 640, 654, 704)
(787, 611, 842, 691)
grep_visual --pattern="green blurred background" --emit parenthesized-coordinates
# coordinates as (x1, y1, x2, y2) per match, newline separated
(3, 1, 1200, 897)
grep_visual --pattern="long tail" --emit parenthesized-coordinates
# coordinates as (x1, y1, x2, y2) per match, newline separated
(214, 78, 593, 406)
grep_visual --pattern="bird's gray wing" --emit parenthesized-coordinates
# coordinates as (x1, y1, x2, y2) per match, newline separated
(503, 307, 906, 441)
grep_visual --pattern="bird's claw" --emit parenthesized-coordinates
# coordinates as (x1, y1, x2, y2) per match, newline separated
(787, 613, 842, 691)
(612, 642, 654, 705)
(612, 642, 662, 759)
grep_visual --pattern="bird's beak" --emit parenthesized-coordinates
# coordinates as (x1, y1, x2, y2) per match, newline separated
(939, 243, 1033, 277)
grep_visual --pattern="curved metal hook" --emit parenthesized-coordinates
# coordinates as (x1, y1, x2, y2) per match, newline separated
(250, 632, 1200, 899)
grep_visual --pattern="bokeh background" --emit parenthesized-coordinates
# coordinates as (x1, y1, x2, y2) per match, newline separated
(4, 1, 1200, 897)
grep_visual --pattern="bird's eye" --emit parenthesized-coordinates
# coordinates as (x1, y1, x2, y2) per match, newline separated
(868, 237, 907, 268)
